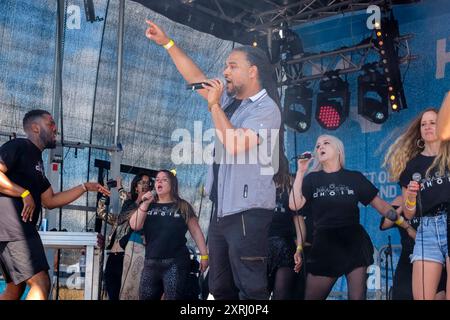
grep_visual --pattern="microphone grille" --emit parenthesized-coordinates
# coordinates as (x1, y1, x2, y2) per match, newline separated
(151, 189, 157, 198)
(386, 209, 397, 221)
(412, 172, 422, 182)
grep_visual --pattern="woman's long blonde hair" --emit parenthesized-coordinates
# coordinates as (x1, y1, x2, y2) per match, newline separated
(310, 134, 346, 172)
(383, 108, 450, 180)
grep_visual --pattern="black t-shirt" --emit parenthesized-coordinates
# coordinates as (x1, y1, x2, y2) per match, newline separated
(209, 99, 242, 204)
(399, 154, 450, 216)
(269, 188, 296, 238)
(296, 201, 314, 244)
(302, 169, 379, 230)
(0, 138, 51, 241)
(142, 202, 191, 259)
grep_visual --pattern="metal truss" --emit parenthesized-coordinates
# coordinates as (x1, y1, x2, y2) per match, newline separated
(277, 33, 416, 86)
(179, 0, 390, 33)
(247, 0, 387, 33)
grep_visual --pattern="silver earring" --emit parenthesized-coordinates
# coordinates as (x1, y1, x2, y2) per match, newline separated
(416, 138, 425, 149)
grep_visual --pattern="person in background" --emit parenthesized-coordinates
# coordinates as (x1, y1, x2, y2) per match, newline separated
(99, 173, 151, 300)
(292, 202, 314, 300)
(129, 170, 208, 300)
(267, 156, 306, 300)
(119, 174, 151, 300)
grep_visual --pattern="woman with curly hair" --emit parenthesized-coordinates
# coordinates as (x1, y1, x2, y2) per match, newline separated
(384, 108, 450, 300)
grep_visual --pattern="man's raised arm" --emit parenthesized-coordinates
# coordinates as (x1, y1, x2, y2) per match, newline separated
(145, 20, 209, 100)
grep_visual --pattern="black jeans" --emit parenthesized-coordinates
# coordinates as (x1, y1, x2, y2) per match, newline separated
(208, 208, 273, 300)
(104, 252, 124, 300)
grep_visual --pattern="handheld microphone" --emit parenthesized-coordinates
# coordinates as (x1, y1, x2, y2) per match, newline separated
(291, 152, 312, 160)
(141, 190, 157, 203)
(386, 208, 398, 222)
(186, 82, 211, 91)
(412, 172, 422, 183)
(412, 172, 422, 215)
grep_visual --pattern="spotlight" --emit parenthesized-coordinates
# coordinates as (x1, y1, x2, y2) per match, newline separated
(281, 29, 303, 61)
(271, 23, 303, 64)
(283, 85, 313, 133)
(357, 65, 389, 124)
(315, 72, 350, 130)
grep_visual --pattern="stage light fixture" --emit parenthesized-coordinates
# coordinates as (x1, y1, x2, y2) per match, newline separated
(375, 12, 407, 111)
(357, 65, 389, 124)
(315, 72, 350, 130)
(271, 23, 303, 64)
(283, 85, 313, 133)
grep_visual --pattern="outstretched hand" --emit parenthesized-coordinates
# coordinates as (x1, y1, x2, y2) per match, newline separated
(145, 20, 170, 46)
(85, 182, 110, 197)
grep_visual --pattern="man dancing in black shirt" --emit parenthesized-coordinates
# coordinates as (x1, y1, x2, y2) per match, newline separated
(0, 109, 109, 300)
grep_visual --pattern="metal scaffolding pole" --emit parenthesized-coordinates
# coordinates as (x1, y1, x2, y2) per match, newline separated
(109, 0, 125, 217)
(47, 0, 65, 231)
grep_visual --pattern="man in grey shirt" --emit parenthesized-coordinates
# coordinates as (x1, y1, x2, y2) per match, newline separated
(145, 21, 281, 300)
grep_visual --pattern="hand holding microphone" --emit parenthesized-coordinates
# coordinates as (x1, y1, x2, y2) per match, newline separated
(139, 190, 157, 211)
(405, 173, 421, 211)
(295, 152, 313, 175)
(186, 82, 212, 91)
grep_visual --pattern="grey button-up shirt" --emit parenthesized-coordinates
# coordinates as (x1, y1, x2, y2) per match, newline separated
(205, 89, 281, 218)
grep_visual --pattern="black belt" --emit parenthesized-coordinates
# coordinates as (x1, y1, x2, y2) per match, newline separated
(107, 251, 125, 256)
(423, 203, 449, 217)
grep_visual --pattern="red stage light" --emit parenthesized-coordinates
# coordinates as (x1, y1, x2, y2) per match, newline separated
(317, 104, 342, 130)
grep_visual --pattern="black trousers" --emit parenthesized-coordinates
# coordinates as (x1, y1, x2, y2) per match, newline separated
(104, 253, 124, 300)
(208, 208, 273, 300)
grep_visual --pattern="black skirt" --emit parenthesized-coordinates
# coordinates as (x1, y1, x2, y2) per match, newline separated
(307, 224, 374, 277)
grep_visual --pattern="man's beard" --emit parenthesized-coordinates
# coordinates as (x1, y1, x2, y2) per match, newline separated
(40, 131, 56, 149)
(226, 84, 235, 97)
(226, 81, 242, 97)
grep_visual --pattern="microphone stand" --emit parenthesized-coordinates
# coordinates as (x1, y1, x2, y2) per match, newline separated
(97, 196, 109, 300)
(384, 235, 393, 300)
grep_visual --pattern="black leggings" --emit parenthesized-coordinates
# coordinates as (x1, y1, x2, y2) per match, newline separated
(267, 236, 297, 300)
(305, 266, 368, 300)
(139, 257, 190, 300)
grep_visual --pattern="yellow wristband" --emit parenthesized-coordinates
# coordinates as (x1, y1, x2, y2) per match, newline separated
(200, 255, 209, 260)
(395, 216, 405, 226)
(20, 190, 30, 199)
(405, 199, 416, 207)
(163, 39, 174, 50)
(296, 245, 303, 252)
